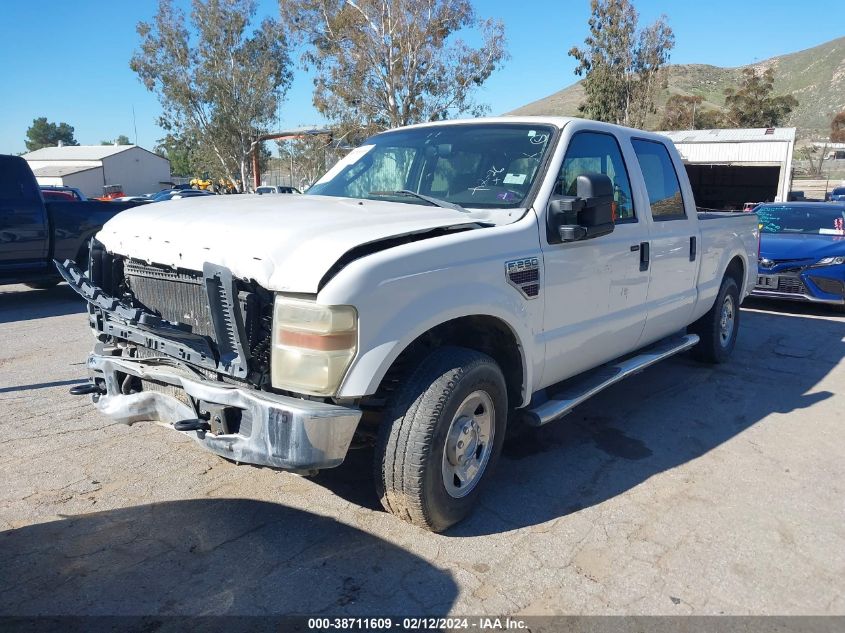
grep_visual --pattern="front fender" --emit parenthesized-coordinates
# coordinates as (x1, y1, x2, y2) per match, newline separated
(338, 277, 535, 406)
(318, 216, 544, 408)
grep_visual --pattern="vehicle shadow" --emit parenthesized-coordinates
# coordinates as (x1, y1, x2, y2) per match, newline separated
(0, 499, 457, 616)
(0, 284, 84, 324)
(315, 309, 843, 536)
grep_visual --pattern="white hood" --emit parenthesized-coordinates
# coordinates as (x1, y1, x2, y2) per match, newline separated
(97, 194, 481, 293)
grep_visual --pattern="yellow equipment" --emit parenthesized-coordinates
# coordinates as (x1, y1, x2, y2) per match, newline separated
(215, 178, 239, 194)
(190, 172, 214, 190)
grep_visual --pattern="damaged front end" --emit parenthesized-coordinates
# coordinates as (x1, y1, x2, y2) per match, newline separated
(56, 244, 361, 471)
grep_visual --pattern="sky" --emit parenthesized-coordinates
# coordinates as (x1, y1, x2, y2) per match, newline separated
(1, 0, 843, 154)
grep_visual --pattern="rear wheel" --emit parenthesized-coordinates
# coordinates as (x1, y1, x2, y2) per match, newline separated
(689, 275, 740, 363)
(375, 346, 507, 532)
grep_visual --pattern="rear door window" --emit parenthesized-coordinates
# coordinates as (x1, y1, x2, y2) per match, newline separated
(631, 139, 686, 220)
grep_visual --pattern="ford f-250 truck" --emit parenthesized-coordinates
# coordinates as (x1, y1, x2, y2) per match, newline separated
(0, 154, 139, 289)
(58, 117, 758, 531)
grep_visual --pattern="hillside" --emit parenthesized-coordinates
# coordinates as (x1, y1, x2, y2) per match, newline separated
(508, 36, 845, 136)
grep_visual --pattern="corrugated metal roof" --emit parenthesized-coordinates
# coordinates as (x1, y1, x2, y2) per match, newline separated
(658, 128, 796, 143)
(31, 165, 102, 177)
(22, 145, 135, 161)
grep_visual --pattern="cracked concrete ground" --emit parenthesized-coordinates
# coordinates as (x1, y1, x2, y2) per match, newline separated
(0, 283, 843, 616)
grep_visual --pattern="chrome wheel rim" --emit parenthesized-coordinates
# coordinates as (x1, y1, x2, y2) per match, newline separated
(441, 390, 495, 499)
(719, 294, 735, 347)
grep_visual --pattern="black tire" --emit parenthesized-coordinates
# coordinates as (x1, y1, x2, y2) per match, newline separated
(689, 275, 740, 363)
(375, 346, 508, 532)
(24, 279, 60, 290)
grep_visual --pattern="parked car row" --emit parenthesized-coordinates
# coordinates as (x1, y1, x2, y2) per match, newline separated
(8, 114, 843, 532)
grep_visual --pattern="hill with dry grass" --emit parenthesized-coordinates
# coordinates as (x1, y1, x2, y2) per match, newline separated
(508, 36, 845, 137)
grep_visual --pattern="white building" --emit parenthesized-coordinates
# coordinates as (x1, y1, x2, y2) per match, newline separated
(23, 145, 171, 198)
(658, 128, 796, 209)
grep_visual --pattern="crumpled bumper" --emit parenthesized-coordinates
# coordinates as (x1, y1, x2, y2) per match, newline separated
(87, 352, 361, 471)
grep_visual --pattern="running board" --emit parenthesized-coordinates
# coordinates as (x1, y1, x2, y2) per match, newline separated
(523, 333, 700, 427)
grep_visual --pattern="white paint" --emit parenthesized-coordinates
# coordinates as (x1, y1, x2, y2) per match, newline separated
(96, 193, 483, 293)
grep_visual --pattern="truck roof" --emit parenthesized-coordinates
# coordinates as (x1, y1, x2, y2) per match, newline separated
(385, 116, 675, 144)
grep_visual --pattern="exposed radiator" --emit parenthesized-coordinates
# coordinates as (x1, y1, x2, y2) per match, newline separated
(122, 259, 273, 383)
(124, 260, 215, 339)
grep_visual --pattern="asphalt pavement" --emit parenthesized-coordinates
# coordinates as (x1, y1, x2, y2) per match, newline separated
(0, 283, 843, 616)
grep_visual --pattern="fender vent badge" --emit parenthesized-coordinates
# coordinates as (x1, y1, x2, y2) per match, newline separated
(505, 258, 540, 299)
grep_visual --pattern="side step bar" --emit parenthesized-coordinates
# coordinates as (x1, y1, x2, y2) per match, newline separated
(523, 333, 700, 427)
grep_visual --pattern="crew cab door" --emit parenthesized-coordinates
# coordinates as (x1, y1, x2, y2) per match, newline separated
(630, 139, 700, 343)
(540, 130, 651, 386)
(0, 155, 49, 273)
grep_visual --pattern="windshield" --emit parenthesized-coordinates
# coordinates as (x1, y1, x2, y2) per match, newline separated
(756, 205, 845, 235)
(307, 123, 556, 209)
(832, 187, 845, 196)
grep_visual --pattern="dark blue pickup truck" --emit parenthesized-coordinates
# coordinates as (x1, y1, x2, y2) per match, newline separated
(0, 154, 141, 288)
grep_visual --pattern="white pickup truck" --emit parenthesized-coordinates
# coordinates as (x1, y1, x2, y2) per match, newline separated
(59, 117, 758, 531)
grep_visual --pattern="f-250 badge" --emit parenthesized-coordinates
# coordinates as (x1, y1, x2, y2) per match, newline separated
(505, 257, 540, 298)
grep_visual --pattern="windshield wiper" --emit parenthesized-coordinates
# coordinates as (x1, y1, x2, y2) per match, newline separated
(369, 190, 468, 213)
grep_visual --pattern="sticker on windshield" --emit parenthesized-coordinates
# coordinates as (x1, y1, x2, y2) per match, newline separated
(315, 144, 375, 185)
(503, 173, 527, 185)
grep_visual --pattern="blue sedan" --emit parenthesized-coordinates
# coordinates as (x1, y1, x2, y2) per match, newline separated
(752, 202, 845, 310)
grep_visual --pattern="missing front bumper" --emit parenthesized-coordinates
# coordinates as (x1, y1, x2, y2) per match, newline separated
(87, 353, 361, 470)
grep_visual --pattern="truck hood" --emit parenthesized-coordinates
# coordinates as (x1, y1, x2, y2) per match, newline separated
(97, 194, 482, 293)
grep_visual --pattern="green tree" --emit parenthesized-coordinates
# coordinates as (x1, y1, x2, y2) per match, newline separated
(569, 0, 674, 128)
(279, 0, 508, 139)
(155, 132, 199, 177)
(101, 135, 132, 145)
(25, 117, 79, 151)
(660, 95, 724, 130)
(831, 111, 845, 143)
(131, 0, 293, 191)
(723, 68, 798, 128)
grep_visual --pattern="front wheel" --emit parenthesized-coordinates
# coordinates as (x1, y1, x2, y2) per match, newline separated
(689, 275, 740, 363)
(375, 347, 507, 532)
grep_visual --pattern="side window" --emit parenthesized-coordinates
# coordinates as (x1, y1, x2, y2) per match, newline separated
(631, 139, 686, 220)
(557, 132, 635, 222)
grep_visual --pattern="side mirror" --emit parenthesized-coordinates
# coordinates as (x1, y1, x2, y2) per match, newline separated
(547, 173, 616, 243)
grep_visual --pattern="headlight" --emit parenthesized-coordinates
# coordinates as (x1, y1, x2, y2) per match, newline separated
(814, 256, 845, 266)
(270, 296, 357, 396)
